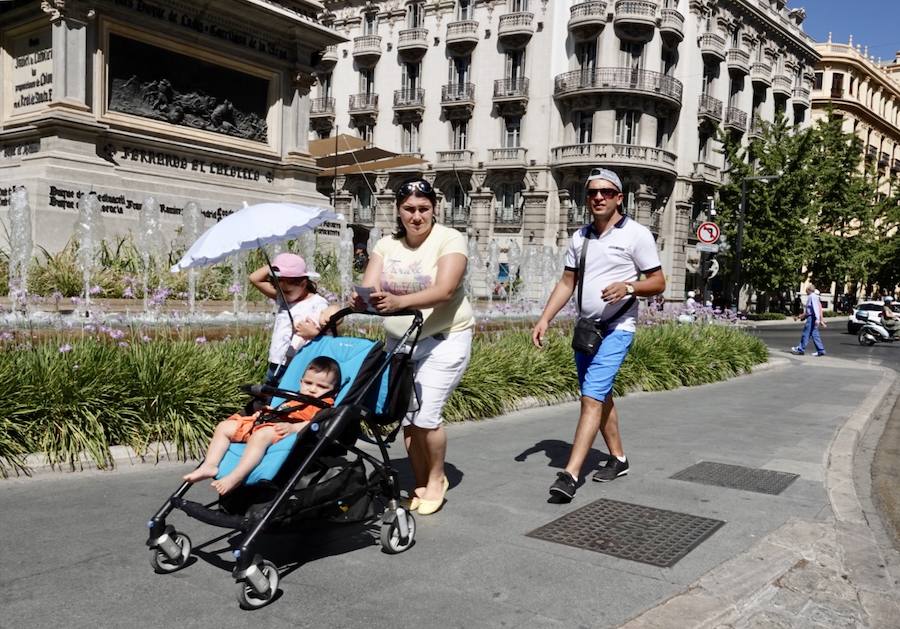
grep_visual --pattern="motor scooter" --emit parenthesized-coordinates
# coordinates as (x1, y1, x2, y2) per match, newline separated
(856, 310, 900, 346)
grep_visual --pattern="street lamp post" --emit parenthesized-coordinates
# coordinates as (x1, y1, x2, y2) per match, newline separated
(731, 174, 780, 311)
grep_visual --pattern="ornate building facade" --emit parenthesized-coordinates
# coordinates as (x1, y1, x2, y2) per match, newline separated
(812, 38, 900, 197)
(0, 0, 341, 251)
(314, 0, 818, 297)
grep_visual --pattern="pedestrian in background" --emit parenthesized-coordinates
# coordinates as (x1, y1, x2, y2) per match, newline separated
(531, 167, 665, 502)
(791, 284, 826, 356)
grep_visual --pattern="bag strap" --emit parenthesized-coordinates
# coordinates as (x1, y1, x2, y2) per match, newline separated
(576, 225, 636, 329)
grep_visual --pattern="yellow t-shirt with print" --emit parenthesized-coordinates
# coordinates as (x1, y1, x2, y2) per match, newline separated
(373, 223, 476, 339)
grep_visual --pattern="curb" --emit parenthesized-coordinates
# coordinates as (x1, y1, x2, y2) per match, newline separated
(619, 362, 900, 628)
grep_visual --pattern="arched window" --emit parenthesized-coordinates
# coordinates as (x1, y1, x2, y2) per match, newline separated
(445, 184, 470, 226)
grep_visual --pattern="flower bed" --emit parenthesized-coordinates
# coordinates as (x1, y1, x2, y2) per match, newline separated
(0, 322, 767, 477)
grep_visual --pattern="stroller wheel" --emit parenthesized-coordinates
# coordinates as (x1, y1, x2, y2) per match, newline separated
(149, 530, 192, 574)
(380, 508, 416, 554)
(236, 560, 279, 610)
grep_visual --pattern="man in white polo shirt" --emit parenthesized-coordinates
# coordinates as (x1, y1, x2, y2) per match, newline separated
(532, 168, 666, 502)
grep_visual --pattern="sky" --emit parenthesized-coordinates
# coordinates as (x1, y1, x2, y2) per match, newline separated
(799, 0, 899, 62)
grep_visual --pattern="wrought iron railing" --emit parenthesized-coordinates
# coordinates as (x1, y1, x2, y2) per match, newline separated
(349, 93, 378, 111)
(495, 205, 523, 225)
(724, 106, 748, 130)
(553, 67, 682, 101)
(441, 83, 475, 103)
(698, 94, 723, 119)
(310, 97, 335, 115)
(394, 88, 425, 108)
(493, 77, 529, 98)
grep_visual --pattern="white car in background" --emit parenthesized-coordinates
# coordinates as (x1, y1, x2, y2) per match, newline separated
(848, 301, 900, 334)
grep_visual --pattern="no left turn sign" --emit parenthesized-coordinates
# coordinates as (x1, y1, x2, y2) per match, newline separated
(697, 222, 720, 244)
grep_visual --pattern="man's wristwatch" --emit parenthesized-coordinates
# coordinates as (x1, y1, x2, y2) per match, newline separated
(625, 283, 635, 296)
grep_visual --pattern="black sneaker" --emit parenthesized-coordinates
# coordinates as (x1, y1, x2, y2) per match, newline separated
(592, 457, 629, 482)
(549, 471, 577, 501)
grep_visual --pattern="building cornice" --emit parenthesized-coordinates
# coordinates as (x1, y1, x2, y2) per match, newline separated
(815, 42, 900, 103)
(812, 98, 900, 144)
(715, 0, 819, 63)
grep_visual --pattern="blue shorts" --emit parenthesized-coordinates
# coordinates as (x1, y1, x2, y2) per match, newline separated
(575, 329, 635, 402)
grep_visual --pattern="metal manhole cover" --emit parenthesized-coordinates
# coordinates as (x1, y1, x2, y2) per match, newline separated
(670, 461, 799, 495)
(526, 499, 724, 567)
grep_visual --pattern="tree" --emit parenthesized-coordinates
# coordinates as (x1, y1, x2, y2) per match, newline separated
(717, 115, 814, 308)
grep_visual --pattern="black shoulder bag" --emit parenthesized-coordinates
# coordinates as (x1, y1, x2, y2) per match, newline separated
(571, 231, 636, 356)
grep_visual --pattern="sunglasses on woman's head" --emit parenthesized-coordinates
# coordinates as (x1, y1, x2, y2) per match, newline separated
(586, 188, 620, 199)
(396, 180, 433, 199)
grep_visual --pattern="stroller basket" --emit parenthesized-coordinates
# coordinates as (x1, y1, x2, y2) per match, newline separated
(145, 308, 423, 610)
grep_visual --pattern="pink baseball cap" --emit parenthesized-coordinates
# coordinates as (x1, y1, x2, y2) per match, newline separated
(271, 253, 320, 280)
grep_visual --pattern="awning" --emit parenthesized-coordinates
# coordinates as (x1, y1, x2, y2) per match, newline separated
(310, 133, 428, 175)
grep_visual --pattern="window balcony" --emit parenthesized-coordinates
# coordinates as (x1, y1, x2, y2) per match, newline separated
(495, 205, 524, 227)
(441, 83, 476, 113)
(698, 93, 723, 124)
(724, 106, 747, 132)
(692, 160, 721, 184)
(445, 206, 471, 229)
(568, 1, 608, 41)
(493, 77, 529, 102)
(772, 74, 792, 97)
(349, 93, 379, 115)
(726, 48, 750, 75)
(879, 152, 890, 168)
(792, 86, 811, 108)
(751, 61, 772, 87)
(865, 145, 877, 162)
(435, 149, 475, 170)
(497, 12, 534, 48)
(487, 147, 528, 169)
(659, 8, 684, 44)
(397, 28, 428, 56)
(892, 158, 900, 173)
(394, 88, 425, 113)
(613, 0, 658, 41)
(699, 32, 726, 63)
(354, 206, 375, 226)
(551, 143, 676, 176)
(353, 35, 382, 63)
(445, 20, 479, 52)
(310, 96, 335, 117)
(317, 45, 338, 69)
(554, 67, 682, 109)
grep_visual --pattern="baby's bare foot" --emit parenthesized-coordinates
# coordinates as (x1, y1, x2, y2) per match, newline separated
(183, 464, 218, 483)
(211, 475, 242, 495)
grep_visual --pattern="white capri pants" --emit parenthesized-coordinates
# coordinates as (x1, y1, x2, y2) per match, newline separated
(387, 328, 473, 429)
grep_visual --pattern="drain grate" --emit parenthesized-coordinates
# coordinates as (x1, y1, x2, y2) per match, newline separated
(670, 461, 799, 495)
(527, 498, 724, 567)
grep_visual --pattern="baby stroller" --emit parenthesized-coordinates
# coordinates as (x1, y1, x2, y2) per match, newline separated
(145, 308, 422, 609)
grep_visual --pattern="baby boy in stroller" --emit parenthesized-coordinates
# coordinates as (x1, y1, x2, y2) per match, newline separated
(183, 356, 342, 495)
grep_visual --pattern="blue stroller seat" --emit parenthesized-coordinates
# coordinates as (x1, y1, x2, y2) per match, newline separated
(216, 335, 386, 485)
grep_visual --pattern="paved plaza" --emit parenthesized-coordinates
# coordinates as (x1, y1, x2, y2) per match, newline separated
(2, 338, 899, 628)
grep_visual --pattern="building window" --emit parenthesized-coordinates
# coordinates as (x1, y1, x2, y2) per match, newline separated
(813, 72, 823, 90)
(363, 12, 378, 35)
(357, 123, 374, 144)
(318, 72, 332, 98)
(407, 2, 424, 27)
(450, 55, 470, 84)
(354, 187, 374, 223)
(503, 116, 521, 148)
(510, 0, 529, 11)
(729, 78, 740, 107)
(446, 184, 469, 225)
(575, 111, 592, 143)
(620, 41, 644, 70)
(458, 0, 473, 20)
(656, 117, 670, 149)
(702, 63, 715, 96)
(451, 119, 468, 150)
(698, 133, 710, 161)
(615, 110, 640, 145)
(402, 62, 420, 91)
(576, 41, 596, 75)
(496, 183, 523, 223)
(360, 68, 375, 94)
(402, 122, 419, 153)
(730, 28, 740, 48)
(831, 72, 844, 97)
(506, 49, 526, 81)
(662, 47, 676, 77)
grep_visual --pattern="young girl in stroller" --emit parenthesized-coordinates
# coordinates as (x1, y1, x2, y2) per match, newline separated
(184, 356, 342, 495)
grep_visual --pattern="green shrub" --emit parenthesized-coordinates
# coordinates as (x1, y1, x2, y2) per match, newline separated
(0, 322, 767, 475)
(822, 310, 843, 318)
(745, 312, 787, 321)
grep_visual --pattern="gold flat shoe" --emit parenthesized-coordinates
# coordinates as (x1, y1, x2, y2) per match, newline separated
(400, 496, 420, 511)
(442, 476, 449, 493)
(416, 497, 444, 516)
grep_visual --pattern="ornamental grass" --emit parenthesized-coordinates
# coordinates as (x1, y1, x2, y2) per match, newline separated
(0, 322, 766, 477)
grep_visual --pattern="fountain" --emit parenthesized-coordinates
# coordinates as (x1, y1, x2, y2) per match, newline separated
(486, 238, 499, 306)
(466, 234, 483, 301)
(298, 231, 317, 276)
(506, 238, 521, 306)
(229, 252, 246, 315)
(337, 218, 354, 302)
(7, 186, 32, 313)
(180, 201, 204, 314)
(366, 226, 381, 259)
(74, 191, 104, 314)
(136, 196, 165, 313)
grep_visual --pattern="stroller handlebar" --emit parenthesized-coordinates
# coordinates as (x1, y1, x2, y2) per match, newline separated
(240, 383, 332, 409)
(322, 306, 423, 335)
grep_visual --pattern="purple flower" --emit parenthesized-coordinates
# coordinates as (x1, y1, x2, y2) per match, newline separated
(51, 291, 63, 301)
(84, 324, 96, 333)
(118, 341, 129, 347)
(228, 282, 242, 295)
(141, 335, 151, 342)
(108, 329, 125, 340)
(0, 332, 13, 341)
(123, 286, 135, 299)
(195, 336, 207, 344)
(58, 344, 73, 353)
(89, 285, 102, 295)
